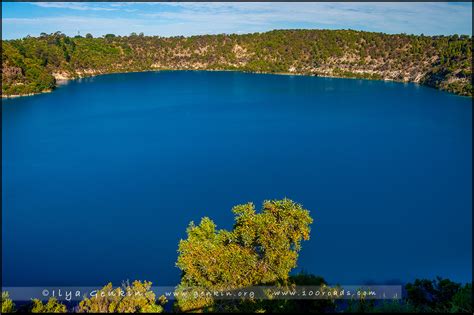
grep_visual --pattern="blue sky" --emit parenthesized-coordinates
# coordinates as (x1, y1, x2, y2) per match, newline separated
(2, 2, 472, 39)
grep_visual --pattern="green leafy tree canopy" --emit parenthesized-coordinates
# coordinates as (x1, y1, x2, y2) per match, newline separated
(175, 198, 313, 311)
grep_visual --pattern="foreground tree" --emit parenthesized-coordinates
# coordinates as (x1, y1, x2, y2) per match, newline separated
(405, 277, 462, 312)
(77, 280, 166, 313)
(344, 278, 472, 314)
(175, 198, 313, 311)
(449, 283, 472, 313)
(30, 298, 67, 313)
(1, 292, 15, 313)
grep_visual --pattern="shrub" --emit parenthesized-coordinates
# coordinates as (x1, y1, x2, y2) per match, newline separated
(1, 292, 16, 313)
(30, 298, 67, 313)
(78, 280, 165, 313)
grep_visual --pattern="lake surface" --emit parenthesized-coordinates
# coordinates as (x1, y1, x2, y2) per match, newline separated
(2, 71, 472, 287)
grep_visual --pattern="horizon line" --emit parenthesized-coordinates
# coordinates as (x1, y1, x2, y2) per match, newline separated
(3, 27, 473, 41)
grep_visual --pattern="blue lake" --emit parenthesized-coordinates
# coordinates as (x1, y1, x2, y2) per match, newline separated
(2, 71, 472, 287)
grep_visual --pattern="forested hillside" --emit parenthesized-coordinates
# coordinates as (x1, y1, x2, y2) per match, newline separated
(2, 29, 472, 97)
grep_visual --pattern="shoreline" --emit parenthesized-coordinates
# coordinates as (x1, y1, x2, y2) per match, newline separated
(2, 89, 52, 99)
(1, 68, 469, 99)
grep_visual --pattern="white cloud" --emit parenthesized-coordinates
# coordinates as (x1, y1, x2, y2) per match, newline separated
(140, 2, 473, 35)
(31, 2, 119, 11)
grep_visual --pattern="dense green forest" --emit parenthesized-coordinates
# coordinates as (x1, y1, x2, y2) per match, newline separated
(2, 29, 472, 97)
(1, 199, 472, 313)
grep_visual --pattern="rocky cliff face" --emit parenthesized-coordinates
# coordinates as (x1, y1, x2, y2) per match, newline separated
(2, 30, 472, 97)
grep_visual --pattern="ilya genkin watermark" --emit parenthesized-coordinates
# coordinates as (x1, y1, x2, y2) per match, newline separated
(2, 285, 402, 302)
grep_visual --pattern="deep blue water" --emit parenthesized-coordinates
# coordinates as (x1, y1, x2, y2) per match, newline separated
(2, 71, 472, 287)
